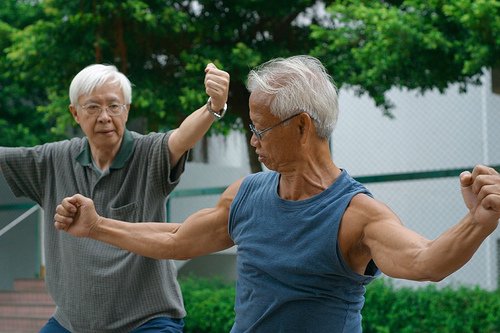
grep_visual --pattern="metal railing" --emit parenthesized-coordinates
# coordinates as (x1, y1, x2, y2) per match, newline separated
(0, 204, 40, 237)
(0, 203, 45, 278)
(2, 164, 499, 283)
(354, 165, 500, 184)
(166, 164, 500, 220)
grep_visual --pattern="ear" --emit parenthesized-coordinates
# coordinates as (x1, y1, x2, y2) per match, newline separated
(69, 105, 80, 124)
(298, 113, 313, 145)
(123, 104, 130, 122)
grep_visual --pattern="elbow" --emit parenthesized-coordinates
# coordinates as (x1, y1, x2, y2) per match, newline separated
(413, 265, 449, 282)
(396, 270, 447, 283)
(155, 241, 196, 261)
(173, 254, 196, 260)
(427, 274, 446, 283)
(152, 250, 189, 260)
(426, 267, 453, 282)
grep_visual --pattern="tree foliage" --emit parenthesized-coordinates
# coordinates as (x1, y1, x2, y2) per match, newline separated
(0, 0, 498, 170)
(311, 0, 500, 114)
(0, 0, 55, 146)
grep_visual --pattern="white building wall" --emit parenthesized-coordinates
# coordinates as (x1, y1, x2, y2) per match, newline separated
(332, 70, 500, 290)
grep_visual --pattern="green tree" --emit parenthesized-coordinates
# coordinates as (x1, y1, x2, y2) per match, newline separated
(1, 0, 499, 171)
(0, 0, 55, 146)
(311, 0, 500, 115)
(1, 0, 333, 172)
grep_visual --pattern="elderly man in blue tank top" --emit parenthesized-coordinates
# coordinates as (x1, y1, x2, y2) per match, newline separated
(54, 55, 500, 333)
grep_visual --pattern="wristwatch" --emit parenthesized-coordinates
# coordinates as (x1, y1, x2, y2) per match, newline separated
(206, 97, 227, 119)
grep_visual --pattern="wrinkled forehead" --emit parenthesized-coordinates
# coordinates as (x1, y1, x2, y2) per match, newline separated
(78, 82, 124, 103)
(249, 91, 273, 112)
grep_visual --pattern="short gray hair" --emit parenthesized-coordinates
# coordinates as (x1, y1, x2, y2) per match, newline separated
(69, 64, 132, 105)
(246, 55, 338, 139)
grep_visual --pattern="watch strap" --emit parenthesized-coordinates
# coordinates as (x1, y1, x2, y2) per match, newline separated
(206, 97, 227, 119)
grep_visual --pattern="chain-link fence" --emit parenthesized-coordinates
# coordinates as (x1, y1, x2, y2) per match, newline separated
(180, 69, 500, 290)
(334, 69, 500, 290)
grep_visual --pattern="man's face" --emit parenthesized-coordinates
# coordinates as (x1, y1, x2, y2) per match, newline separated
(248, 91, 299, 172)
(69, 83, 129, 151)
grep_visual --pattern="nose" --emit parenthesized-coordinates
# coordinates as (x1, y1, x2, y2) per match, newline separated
(97, 108, 112, 122)
(250, 133, 259, 147)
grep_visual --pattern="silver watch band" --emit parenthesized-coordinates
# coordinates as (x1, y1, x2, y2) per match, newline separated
(206, 97, 227, 119)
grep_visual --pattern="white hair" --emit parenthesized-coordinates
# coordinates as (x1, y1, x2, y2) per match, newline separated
(69, 64, 132, 105)
(247, 55, 339, 139)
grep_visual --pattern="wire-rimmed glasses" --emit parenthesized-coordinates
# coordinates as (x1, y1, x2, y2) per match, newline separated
(249, 113, 301, 140)
(78, 103, 127, 117)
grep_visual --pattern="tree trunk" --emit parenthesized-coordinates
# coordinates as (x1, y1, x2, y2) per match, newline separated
(232, 81, 262, 173)
(92, 0, 102, 63)
(114, 16, 127, 74)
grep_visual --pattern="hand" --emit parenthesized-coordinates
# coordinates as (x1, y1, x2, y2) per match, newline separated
(204, 63, 230, 112)
(53, 194, 101, 237)
(461, 165, 500, 229)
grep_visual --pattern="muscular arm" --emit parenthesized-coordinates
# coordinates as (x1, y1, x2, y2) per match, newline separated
(55, 180, 241, 260)
(346, 195, 493, 281)
(168, 63, 230, 166)
(341, 165, 500, 281)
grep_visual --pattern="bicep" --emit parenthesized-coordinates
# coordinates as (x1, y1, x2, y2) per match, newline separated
(167, 180, 241, 259)
(352, 195, 431, 279)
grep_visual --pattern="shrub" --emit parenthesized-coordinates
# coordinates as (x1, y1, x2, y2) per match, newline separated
(179, 276, 500, 333)
(179, 276, 236, 333)
(363, 279, 500, 333)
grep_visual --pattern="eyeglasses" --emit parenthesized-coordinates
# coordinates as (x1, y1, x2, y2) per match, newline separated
(78, 103, 127, 117)
(249, 113, 301, 141)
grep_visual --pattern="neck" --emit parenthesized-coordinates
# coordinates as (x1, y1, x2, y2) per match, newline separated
(278, 159, 341, 201)
(90, 141, 122, 171)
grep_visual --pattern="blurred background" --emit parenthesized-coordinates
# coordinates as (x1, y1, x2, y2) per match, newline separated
(0, 0, 499, 332)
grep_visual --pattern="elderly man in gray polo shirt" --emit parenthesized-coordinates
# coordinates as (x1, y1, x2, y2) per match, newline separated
(0, 63, 229, 332)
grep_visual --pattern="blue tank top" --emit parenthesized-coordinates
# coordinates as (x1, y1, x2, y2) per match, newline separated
(228, 170, 380, 333)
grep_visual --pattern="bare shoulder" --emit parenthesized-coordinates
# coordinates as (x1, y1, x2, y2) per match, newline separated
(339, 193, 384, 248)
(343, 192, 405, 245)
(216, 178, 244, 208)
(344, 193, 399, 225)
(339, 193, 402, 274)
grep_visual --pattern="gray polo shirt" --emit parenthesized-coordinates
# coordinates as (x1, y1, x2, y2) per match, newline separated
(0, 130, 188, 333)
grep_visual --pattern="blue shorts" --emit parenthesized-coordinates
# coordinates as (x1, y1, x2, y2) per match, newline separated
(39, 316, 185, 332)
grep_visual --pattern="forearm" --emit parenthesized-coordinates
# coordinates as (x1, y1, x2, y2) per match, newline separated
(90, 207, 234, 260)
(369, 213, 497, 282)
(415, 213, 497, 281)
(90, 218, 183, 259)
(168, 106, 214, 166)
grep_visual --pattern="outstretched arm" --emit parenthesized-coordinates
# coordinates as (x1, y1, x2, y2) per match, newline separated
(54, 179, 241, 260)
(344, 165, 500, 281)
(168, 63, 230, 167)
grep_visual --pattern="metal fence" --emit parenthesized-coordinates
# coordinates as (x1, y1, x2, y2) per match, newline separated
(164, 164, 500, 291)
(1, 71, 500, 292)
(328, 71, 500, 290)
(1, 169, 500, 291)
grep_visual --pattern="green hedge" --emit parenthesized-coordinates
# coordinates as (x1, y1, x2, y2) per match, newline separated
(179, 277, 500, 333)
(179, 276, 236, 333)
(363, 279, 500, 333)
